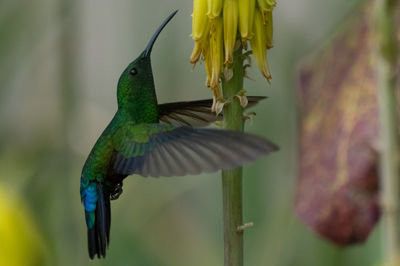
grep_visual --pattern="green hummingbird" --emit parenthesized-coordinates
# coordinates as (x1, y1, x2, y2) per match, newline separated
(80, 10, 278, 259)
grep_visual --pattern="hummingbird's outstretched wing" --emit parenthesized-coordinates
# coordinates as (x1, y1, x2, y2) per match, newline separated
(158, 96, 266, 127)
(112, 123, 277, 177)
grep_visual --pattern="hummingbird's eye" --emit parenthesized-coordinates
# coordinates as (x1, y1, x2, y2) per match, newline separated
(130, 68, 138, 76)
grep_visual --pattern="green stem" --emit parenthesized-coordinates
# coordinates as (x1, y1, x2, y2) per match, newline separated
(221, 44, 244, 266)
(377, 0, 399, 264)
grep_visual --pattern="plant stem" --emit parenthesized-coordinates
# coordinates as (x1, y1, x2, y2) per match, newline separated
(377, 0, 399, 265)
(221, 44, 244, 266)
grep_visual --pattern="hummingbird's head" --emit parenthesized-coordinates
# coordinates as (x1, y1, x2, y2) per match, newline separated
(117, 10, 178, 108)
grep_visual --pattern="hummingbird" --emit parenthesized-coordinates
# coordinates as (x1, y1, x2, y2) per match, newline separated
(80, 10, 278, 259)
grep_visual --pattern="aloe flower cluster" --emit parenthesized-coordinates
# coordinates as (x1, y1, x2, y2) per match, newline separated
(190, 0, 275, 102)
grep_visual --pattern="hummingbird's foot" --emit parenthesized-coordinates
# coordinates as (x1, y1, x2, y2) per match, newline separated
(110, 182, 123, 200)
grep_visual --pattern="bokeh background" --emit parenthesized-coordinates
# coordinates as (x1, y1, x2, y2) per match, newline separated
(0, 0, 382, 265)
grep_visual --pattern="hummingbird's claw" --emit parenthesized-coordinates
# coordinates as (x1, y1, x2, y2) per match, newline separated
(110, 183, 123, 200)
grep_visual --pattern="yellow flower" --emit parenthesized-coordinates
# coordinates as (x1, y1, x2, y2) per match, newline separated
(251, 8, 272, 81)
(0, 184, 47, 266)
(208, 17, 224, 94)
(190, 35, 209, 65)
(192, 0, 209, 40)
(265, 10, 273, 49)
(238, 0, 256, 45)
(207, 0, 223, 19)
(223, 0, 239, 65)
(190, 0, 275, 103)
(257, 0, 276, 23)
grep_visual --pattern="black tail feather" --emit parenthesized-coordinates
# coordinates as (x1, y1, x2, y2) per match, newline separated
(88, 183, 111, 259)
(105, 191, 111, 244)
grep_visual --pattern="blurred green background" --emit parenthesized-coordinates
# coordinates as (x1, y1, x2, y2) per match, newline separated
(0, 0, 382, 265)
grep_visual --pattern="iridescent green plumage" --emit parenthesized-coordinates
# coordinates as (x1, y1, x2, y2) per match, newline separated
(80, 10, 277, 260)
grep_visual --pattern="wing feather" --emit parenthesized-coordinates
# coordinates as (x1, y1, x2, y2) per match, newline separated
(158, 96, 267, 127)
(113, 124, 278, 177)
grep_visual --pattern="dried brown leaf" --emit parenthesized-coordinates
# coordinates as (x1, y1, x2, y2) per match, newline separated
(295, 2, 385, 245)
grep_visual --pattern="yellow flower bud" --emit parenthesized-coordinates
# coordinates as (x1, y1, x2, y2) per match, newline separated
(190, 32, 210, 65)
(265, 11, 273, 49)
(223, 0, 239, 65)
(251, 9, 272, 81)
(256, 0, 267, 15)
(257, 0, 276, 24)
(190, 0, 275, 104)
(265, 0, 276, 9)
(207, 0, 223, 19)
(190, 41, 202, 65)
(205, 47, 212, 87)
(192, 0, 209, 40)
(209, 17, 224, 89)
(239, 0, 256, 42)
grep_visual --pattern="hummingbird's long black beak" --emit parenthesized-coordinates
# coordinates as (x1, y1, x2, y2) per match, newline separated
(143, 10, 178, 58)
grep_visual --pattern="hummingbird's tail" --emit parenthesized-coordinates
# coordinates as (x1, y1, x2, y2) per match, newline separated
(83, 183, 111, 259)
